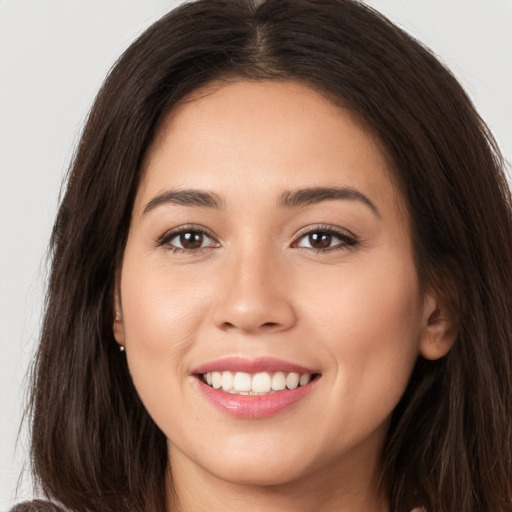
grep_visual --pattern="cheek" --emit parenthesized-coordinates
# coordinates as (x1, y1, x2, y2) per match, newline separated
(307, 251, 422, 332)
(120, 255, 211, 355)
(302, 255, 423, 421)
(118, 254, 214, 421)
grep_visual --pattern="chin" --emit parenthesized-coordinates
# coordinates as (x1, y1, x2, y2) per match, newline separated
(206, 459, 310, 487)
(177, 439, 318, 488)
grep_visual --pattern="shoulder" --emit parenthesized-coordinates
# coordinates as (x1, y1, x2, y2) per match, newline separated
(8, 501, 67, 512)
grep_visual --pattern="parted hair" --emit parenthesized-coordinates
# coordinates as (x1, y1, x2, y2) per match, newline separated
(20, 1, 512, 511)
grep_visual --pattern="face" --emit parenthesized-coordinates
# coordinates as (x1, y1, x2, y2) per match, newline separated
(115, 81, 451, 495)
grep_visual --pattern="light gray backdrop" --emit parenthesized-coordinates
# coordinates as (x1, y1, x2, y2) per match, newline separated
(1, 0, 511, 508)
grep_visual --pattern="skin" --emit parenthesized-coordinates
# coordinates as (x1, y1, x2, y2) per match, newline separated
(114, 80, 455, 511)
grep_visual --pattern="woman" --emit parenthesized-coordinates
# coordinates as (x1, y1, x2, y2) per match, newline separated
(14, 0, 512, 511)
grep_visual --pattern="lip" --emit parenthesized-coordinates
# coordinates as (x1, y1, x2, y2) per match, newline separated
(192, 357, 320, 419)
(193, 356, 317, 375)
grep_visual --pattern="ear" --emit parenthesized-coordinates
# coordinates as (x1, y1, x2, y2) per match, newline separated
(419, 293, 458, 360)
(112, 281, 125, 347)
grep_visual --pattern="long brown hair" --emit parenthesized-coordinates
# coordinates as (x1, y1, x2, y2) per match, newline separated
(25, 1, 512, 511)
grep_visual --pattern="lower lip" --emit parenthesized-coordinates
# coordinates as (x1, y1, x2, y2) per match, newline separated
(196, 378, 318, 418)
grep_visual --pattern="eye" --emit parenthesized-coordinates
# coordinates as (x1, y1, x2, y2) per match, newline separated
(293, 226, 358, 252)
(157, 225, 219, 253)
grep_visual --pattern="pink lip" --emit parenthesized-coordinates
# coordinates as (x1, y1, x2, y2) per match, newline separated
(195, 378, 318, 418)
(192, 356, 317, 375)
(192, 357, 320, 419)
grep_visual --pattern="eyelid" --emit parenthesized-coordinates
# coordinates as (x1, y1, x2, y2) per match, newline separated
(156, 224, 220, 251)
(291, 224, 359, 251)
(155, 223, 358, 253)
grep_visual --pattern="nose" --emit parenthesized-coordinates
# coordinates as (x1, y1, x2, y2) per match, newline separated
(212, 248, 297, 334)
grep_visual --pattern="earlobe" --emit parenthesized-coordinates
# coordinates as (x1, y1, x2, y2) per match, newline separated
(113, 293, 125, 347)
(419, 294, 458, 360)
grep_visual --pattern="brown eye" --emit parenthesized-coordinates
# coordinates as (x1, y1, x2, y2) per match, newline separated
(178, 231, 204, 249)
(307, 232, 332, 250)
(159, 227, 218, 253)
(294, 227, 357, 252)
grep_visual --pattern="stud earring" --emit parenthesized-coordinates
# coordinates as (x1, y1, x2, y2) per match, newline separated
(119, 345, 125, 352)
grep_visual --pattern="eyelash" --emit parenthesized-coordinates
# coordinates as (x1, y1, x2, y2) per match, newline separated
(156, 224, 219, 254)
(291, 224, 359, 253)
(156, 224, 359, 254)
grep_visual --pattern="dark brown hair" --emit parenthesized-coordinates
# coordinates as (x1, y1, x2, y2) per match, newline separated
(23, 1, 512, 511)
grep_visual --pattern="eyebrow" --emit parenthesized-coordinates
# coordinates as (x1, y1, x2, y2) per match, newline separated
(143, 189, 224, 214)
(279, 186, 381, 218)
(143, 186, 380, 218)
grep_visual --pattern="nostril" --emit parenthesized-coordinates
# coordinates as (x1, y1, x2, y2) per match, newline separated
(222, 321, 278, 329)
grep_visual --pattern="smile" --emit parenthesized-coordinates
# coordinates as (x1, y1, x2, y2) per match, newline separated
(193, 358, 321, 418)
(201, 371, 315, 395)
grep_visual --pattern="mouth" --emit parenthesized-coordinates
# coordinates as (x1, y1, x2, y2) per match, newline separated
(193, 357, 321, 417)
(199, 370, 320, 395)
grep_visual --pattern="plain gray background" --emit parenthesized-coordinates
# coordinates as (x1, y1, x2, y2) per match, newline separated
(1, 1, 511, 508)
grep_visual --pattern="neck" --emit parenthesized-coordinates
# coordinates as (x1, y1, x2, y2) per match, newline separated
(166, 446, 388, 512)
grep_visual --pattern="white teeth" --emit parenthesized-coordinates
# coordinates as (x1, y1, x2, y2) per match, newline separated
(233, 372, 252, 392)
(212, 371, 222, 389)
(299, 374, 311, 386)
(221, 371, 234, 391)
(252, 372, 272, 393)
(203, 370, 315, 394)
(286, 372, 300, 389)
(271, 372, 286, 391)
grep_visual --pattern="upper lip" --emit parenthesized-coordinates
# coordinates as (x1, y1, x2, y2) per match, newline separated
(192, 356, 319, 375)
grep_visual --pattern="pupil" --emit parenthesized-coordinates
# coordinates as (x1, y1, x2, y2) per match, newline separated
(310, 232, 331, 249)
(180, 231, 203, 249)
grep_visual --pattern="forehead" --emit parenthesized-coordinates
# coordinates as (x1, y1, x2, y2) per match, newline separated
(136, 80, 404, 219)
